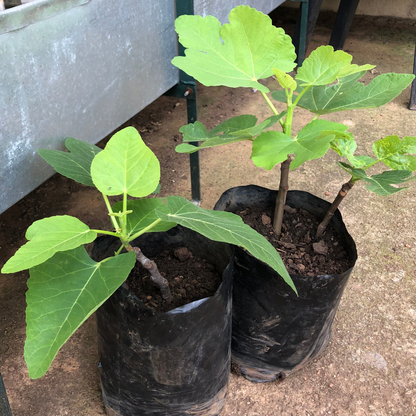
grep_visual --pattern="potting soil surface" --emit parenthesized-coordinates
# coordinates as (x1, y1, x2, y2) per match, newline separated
(238, 205, 351, 276)
(127, 248, 222, 313)
(0, 8, 415, 416)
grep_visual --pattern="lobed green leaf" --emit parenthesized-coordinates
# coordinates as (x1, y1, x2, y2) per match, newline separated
(176, 114, 283, 153)
(155, 196, 296, 293)
(296, 46, 353, 86)
(38, 138, 102, 187)
(90, 127, 160, 197)
(372, 135, 416, 171)
(289, 72, 415, 114)
(251, 120, 351, 170)
(1, 216, 97, 273)
(25, 247, 136, 379)
(338, 162, 415, 196)
(296, 45, 375, 87)
(172, 6, 296, 93)
(330, 136, 376, 168)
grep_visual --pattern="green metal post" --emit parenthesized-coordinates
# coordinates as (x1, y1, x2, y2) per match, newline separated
(291, 0, 309, 67)
(297, 0, 308, 66)
(174, 0, 200, 203)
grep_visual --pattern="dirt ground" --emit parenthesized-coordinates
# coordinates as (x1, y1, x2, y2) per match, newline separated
(1, 8, 415, 416)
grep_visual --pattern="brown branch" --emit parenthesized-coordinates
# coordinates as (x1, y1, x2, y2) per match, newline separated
(316, 180, 355, 239)
(273, 157, 292, 236)
(126, 246, 173, 302)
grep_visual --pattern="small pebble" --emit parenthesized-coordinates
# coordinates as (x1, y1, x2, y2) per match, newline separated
(325, 191, 331, 196)
(313, 240, 328, 255)
(174, 247, 192, 262)
(261, 214, 272, 225)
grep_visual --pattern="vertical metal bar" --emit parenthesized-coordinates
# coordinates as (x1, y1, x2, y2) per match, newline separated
(175, 0, 200, 202)
(297, 0, 308, 66)
(0, 373, 13, 416)
(329, 0, 360, 50)
(409, 43, 416, 110)
(185, 90, 200, 202)
(294, 0, 322, 67)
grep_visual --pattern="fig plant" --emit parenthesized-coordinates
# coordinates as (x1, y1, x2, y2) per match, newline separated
(172, 5, 415, 236)
(1, 126, 294, 380)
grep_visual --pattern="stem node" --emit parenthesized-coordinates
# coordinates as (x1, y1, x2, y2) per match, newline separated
(127, 246, 173, 303)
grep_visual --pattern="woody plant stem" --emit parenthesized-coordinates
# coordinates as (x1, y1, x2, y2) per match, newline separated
(127, 246, 173, 302)
(316, 179, 355, 238)
(106, 193, 173, 302)
(261, 85, 311, 236)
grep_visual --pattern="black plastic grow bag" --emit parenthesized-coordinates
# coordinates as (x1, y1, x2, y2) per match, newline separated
(91, 226, 233, 416)
(214, 185, 357, 382)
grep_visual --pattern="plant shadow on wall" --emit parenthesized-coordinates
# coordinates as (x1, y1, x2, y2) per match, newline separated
(1, 127, 295, 415)
(172, 5, 416, 382)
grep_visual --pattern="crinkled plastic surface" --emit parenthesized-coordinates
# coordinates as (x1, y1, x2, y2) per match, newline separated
(92, 226, 233, 415)
(214, 185, 357, 382)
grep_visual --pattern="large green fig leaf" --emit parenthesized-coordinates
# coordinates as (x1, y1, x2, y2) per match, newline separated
(91, 127, 159, 197)
(338, 162, 415, 196)
(176, 115, 283, 153)
(172, 5, 296, 93)
(296, 45, 374, 87)
(372, 136, 416, 171)
(1, 216, 97, 273)
(112, 199, 176, 237)
(251, 120, 351, 170)
(25, 247, 136, 379)
(155, 196, 296, 293)
(274, 72, 415, 114)
(38, 139, 102, 187)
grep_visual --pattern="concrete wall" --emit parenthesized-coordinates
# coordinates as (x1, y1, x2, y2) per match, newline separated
(283, 0, 416, 19)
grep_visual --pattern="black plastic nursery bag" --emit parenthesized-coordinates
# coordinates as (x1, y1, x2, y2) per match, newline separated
(92, 226, 233, 416)
(215, 185, 357, 382)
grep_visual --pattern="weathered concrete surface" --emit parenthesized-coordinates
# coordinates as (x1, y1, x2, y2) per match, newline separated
(0, 10, 414, 416)
(284, 0, 416, 19)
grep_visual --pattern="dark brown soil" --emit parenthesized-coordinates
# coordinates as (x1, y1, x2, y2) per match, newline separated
(126, 247, 222, 313)
(238, 205, 352, 276)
